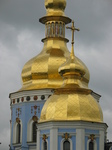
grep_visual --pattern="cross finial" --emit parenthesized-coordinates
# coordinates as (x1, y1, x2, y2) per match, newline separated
(66, 20, 80, 56)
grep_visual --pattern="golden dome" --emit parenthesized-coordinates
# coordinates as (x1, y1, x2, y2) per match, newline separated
(39, 52, 103, 123)
(39, 50, 103, 123)
(40, 92, 103, 123)
(39, 20, 103, 123)
(19, 1, 90, 91)
(20, 39, 90, 91)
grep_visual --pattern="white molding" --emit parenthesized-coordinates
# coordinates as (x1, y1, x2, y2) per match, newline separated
(10, 89, 53, 106)
(27, 118, 38, 143)
(38, 121, 107, 132)
(61, 138, 72, 150)
(87, 139, 97, 150)
(27, 118, 34, 142)
(10, 89, 53, 99)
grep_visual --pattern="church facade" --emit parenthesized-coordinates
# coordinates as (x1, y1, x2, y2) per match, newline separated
(9, 0, 111, 150)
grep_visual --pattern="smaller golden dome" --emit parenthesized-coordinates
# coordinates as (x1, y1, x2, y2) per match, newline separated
(58, 45, 88, 89)
(39, 48, 103, 123)
(59, 48, 86, 79)
(39, 52, 103, 123)
(40, 93, 103, 123)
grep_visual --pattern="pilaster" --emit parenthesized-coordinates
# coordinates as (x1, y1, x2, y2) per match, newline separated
(99, 130, 104, 150)
(37, 130, 40, 150)
(76, 128, 85, 150)
(50, 128, 58, 150)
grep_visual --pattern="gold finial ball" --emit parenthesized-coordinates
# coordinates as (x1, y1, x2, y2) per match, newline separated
(45, 0, 66, 16)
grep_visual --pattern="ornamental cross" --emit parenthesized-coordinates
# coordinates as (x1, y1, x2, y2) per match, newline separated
(88, 134, 96, 142)
(66, 20, 80, 46)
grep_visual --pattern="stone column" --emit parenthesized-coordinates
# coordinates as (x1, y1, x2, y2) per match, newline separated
(99, 130, 104, 150)
(76, 128, 85, 150)
(37, 130, 40, 150)
(50, 128, 58, 150)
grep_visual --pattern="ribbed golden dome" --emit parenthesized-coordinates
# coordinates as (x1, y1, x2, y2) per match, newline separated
(20, 39, 90, 91)
(19, 1, 90, 91)
(39, 51, 103, 123)
(40, 93, 103, 123)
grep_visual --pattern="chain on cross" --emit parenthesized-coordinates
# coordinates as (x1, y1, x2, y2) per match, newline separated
(66, 20, 80, 47)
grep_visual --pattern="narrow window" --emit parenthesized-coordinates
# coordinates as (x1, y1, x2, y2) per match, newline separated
(17, 123, 21, 143)
(32, 122, 37, 142)
(63, 141, 70, 150)
(59, 23, 63, 37)
(47, 24, 51, 37)
(51, 22, 55, 37)
(43, 141, 47, 150)
(89, 141, 94, 150)
(55, 22, 58, 36)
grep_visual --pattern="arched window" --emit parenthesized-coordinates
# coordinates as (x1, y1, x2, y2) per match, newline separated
(13, 120, 22, 144)
(16, 123, 21, 143)
(87, 139, 97, 150)
(32, 122, 37, 142)
(89, 141, 94, 150)
(63, 141, 70, 150)
(43, 141, 47, 150)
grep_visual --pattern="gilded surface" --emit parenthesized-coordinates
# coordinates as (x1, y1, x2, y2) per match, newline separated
(45, 0, 66, 16)
(19, 0, 90, 91)
(39, 50, 103, 123)
(20, 38, 90, 91)
(40, 93, 103, 122)
(39, 14, 103, 123)
(18, 0, 103, 123)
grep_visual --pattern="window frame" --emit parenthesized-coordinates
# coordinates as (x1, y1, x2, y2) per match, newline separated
(27, 118, 37, 143)
(61, 138, 72, 150)
(87, 139, 97, 150)
(41, 139, 48, 150)
(32, 121, 37, 142)
(13, 120, 22, 144)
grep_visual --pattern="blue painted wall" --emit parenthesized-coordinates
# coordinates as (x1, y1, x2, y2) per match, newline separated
(85, 129, 99, 150)
(11, 100, 45, 150)
(58, 128, 76, 150)
(40, 129, 50, 150)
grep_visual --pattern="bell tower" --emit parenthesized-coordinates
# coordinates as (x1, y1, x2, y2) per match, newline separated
(9, 0, 108, 150)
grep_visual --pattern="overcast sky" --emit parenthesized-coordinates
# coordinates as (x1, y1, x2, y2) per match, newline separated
(0, 0, 112, 149)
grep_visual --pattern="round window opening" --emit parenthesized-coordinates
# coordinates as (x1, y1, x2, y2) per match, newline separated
(41, 95, 45, 100)
(26, 96, 30, 101)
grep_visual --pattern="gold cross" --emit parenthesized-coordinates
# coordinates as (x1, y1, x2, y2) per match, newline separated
(66, 20, 80, 46)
